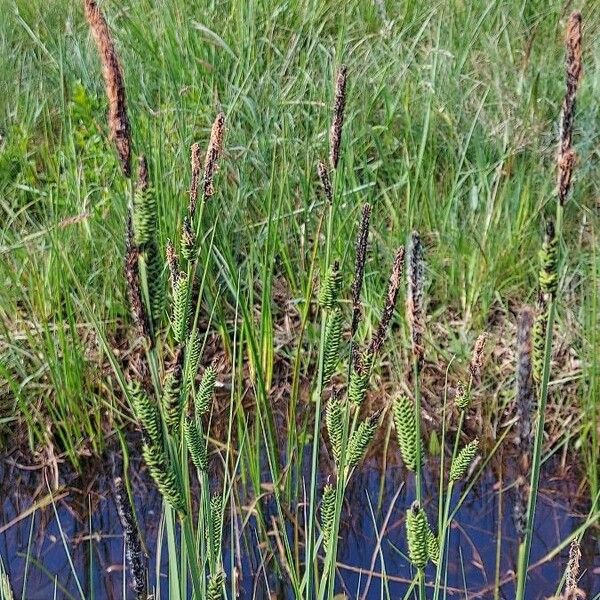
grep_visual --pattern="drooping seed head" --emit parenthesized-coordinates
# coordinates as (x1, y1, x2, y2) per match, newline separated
(142, 443, 186, 515)
(184, 418, 208, 472)
(161, 347, 184, 436)
(195, 364, 217, 418)
(131, 155, 163, 327)
(172, 272, 191, 344)
(348, 349, 373, 405)
(133, 156, 156, 246)
(207, 571, 225, 600)
(209, 493, 223, 562)
(346, 411, 380, 468)
(427, 528, 440, 566)
(129, 380, 162, 448)
(184, 331, 202, 393)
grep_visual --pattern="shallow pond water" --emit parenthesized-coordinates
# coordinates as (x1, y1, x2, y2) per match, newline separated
(1, 454, 598, 599)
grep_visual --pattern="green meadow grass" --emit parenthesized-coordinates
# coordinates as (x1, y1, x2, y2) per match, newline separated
(0, 1, 599, 597)
(2, 0, 598, 481)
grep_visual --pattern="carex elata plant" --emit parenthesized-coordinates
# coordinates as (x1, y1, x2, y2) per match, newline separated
(390, 233, 484, 600)
(84, 1, 227, 597)
(515, 12, 583, 600)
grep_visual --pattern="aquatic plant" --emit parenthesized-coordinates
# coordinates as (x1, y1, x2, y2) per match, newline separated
(515, 12, 583, 599)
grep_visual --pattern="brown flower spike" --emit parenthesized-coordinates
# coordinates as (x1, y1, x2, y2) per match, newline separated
(84, 0, 131, 177)
(369, 247, 405, 357)
(557, 12, 582, 205)
(188, 142, 202, 218)
(329, 65, 347, 170)
(203, 113, 225, 199)
(406, 232, 425, 370)
(351, 203, 372, 335)
(317, 161, 333, 204)
(469, 333, 487, 382)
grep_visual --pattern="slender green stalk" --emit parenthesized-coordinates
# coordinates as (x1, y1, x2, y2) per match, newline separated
(515, 204, 564, 599)
(515, 292, 558, 597)
(305, 200, 334, 599)
(413, 363, 423, 506)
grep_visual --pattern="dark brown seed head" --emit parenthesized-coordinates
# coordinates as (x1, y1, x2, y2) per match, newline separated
(84, 0, 131, 177)
(557, 148, 577, 206)
(557, 11, 582, 205)
(566, 539, 582, 596)
(188, 142, 202, 217)
(114, 476, 147, 599)
(203, 112, 225, 199)
(406, 232, 425, 370)
(317, 160, 333, 204)
(369, 246, 405, 357)
(351, 203, 372, 335)
(329, 65, 347, 169)
(469, 333, 487, 382)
